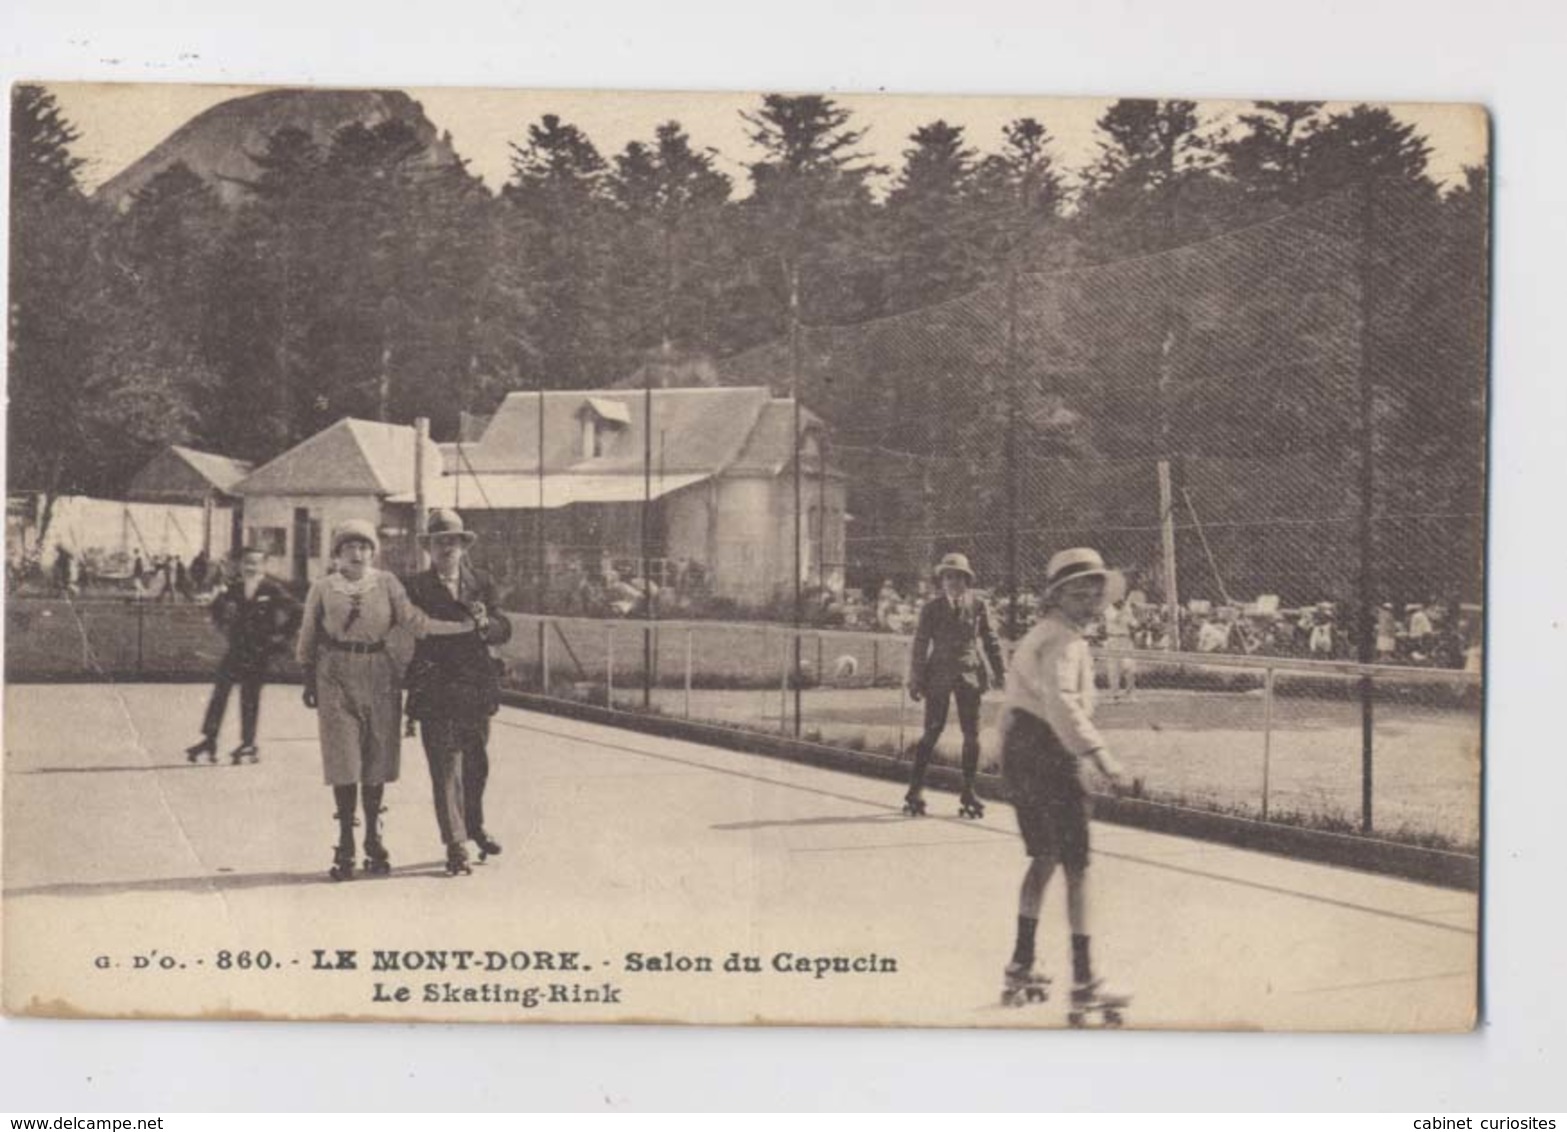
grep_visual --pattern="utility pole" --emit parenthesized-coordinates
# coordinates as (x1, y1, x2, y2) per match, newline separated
(1003, 152, 1034, 641)
(642, 341, 657, 709)
(536, 378, 546, 677)
(1157, 327, 1180, 651)
(1356, 175, 1378, 833)
(790, 263, 804, 738)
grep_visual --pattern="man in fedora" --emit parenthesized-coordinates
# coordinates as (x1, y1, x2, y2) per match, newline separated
(402, 508, 513, 874)
(904, 551, 1006, 818)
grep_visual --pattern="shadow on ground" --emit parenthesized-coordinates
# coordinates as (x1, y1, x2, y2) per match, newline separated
(4, 859, 459, 898)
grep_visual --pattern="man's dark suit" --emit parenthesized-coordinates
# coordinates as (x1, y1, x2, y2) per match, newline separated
(200, 574, 301, 748)
(403, 563, 513, 849)
(906, 590, 1006, 795)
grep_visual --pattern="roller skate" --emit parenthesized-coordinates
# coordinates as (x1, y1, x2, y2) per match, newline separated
(444, 841, 472, 877)
(229, 744, 259, 766)
(902, 790, 927, 817)
(362, 807, 391, 877)
(329, 811, 358, 882)
(1001, 961, 1051, 1007)
(185, 737, 217, 764)
(958, 789, 985, 819)
(1067, 978, 1131, 1028)
(473, 831, 502, 863)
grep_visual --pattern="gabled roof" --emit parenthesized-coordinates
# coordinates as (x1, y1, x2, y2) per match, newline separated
(173, 446, 254, 493)
(727, 401, 827, 476)
(234, 419, 444, 497)
(127, 445, 254, 502)
(462, 387, 780, 476)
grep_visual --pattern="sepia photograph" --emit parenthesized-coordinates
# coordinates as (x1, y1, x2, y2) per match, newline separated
(4, 78, 1487, 1035)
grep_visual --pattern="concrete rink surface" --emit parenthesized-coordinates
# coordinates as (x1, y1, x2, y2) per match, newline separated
(3, 683, 1477, 1030)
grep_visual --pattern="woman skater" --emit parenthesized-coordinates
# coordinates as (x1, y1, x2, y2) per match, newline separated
(297, 520, 476, 880)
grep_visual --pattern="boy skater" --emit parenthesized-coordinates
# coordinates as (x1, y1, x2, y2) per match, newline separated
(185, 546, 300, 765)
(999, 547, 1131, 1021)
(403, 509, 513, 877)
(904, 552, 1006, 818)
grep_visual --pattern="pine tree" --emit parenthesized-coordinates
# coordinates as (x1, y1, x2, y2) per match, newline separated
(737, 94, 887, 337)
(607, 121, 733, 366)
(969, 117, 1067, 274)
(1077, 99, 1227, 258)
(1218, 100, 1325, 208)
(9, 85, 97, 511)
(310, 119, 491, 433)
(82, 161, 226, 484)
(1300, 104, 1434, 199)
(500, 114, 617, 389)
(207, 127, 330, 454)
(882, 120, 979, 312)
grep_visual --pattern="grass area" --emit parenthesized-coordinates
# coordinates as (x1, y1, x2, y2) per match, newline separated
(528, 679, 1480, 854)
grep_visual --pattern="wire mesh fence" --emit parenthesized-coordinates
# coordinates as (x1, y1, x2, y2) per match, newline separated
(406, 186, 1486, 691)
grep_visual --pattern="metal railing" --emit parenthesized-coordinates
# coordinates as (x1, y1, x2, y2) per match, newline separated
(493, 612, 1482, 849)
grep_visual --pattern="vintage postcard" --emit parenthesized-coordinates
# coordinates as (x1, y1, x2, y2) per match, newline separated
(3, 82, 1486, 1030)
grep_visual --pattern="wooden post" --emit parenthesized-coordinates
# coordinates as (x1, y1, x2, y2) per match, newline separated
(606, 622, 615, 705)
(414, 417, 430, 573)
(541, 617, 551, 695)
(1158, 461, 1179, 651)
(1261, 665, 1276, 820)
(684, 628, 694, 719)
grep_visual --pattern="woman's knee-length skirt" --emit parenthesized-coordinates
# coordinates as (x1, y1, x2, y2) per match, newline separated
(316, 648, 402, 786)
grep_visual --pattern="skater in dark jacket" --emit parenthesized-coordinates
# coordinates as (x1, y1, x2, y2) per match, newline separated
(185, 547, 301, 765)
(402, 509, 514, 877)
(904, 552, 1006, 818)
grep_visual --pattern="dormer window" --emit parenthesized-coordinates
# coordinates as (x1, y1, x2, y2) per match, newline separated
(577, 397, 631, 460)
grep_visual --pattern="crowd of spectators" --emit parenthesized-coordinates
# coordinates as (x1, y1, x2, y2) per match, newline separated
(1082, 596, 1480, 671)
(804, 577, 1481, 672)
(10, 541, 1483, 674)
(8, 545, 231, 603)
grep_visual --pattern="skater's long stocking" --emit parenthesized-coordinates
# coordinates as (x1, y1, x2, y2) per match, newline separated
(332, 785, 357, 848)
(1011, 916, 1039, 968)
(1065, 865, 1090, 936)
(1071, 934, 1092, 985)
(361, 783, 385, 839)
(1065, 865, 1093, 984)
(1019, 855, 1054, 920)
(907, 738, 935, 795)
(960, 737, 980, 792)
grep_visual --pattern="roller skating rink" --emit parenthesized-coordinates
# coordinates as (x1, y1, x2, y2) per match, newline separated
(3, 683, 1477, 1030)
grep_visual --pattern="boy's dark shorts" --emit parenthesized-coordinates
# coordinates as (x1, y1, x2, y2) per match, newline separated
(1000, 708, 1092, 869)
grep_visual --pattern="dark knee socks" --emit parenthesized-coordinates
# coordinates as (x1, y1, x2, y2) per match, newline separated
(361, 783, 384, 835)
(1072, 934, 1092, 984)
(332, 785, 357, 844)
(1011, 916, 1038, 968)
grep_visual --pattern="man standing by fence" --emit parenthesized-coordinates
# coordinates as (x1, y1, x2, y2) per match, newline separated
(403, 509, 513, 877)
(185, 546, 300, 765)
(903, 552, 1006, 819)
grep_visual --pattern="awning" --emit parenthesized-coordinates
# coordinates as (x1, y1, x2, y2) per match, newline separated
(388, 471, 711, 510)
